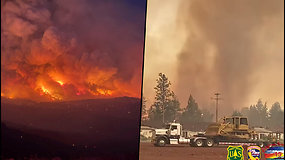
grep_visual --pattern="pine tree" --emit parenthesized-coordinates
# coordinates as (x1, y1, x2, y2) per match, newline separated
(248, 99, 269, 128)
(181, 94, 202, 123)
(248, 104, 259, 127)
(256, 99, 269, 127)
(141, 97, 148, 121)
(165, 93, 181, 122)
(148, 73, 180, 124)
(269, 102, 284, 129)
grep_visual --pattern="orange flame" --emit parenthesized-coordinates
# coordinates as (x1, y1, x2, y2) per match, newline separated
(97, 88, 113, 96)
(41, 86, 50, 94)
(1, 65, 139, 101)
(89, 88, 113, 96)
(40, 85, 62, 101)
(56, 80, 64, 86)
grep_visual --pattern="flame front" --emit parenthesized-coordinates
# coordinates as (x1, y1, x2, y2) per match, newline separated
(90, 88, 113, 96)
(1, 63, 137, 101)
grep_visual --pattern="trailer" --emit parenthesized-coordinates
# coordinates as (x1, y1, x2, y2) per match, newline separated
(189, 134, 270, 147)
(152, 116, 281, 147)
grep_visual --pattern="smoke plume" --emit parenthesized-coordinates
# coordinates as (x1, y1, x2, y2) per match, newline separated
(176, 0, 284, 115)
(1, 0, 145, 101)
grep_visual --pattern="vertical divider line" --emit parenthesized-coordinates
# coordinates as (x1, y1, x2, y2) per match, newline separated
(137, 0, 149, 159)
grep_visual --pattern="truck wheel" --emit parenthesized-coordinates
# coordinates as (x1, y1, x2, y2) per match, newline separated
(157, 138, 167, 147)
(206, 139, 214, 147)
(195, 139, 204, 147)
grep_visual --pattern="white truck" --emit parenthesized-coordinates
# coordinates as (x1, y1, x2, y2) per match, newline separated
(152, 121, 196, 146)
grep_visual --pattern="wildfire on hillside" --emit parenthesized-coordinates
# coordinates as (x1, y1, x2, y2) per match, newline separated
(1, 0, 144, 101)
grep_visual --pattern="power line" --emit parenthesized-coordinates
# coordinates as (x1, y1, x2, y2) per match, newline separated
(211, 93, 222, 123)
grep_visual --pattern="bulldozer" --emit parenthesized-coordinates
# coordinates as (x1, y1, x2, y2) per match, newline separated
(205, 116, 256, 139)
(189, 116, 271, 147)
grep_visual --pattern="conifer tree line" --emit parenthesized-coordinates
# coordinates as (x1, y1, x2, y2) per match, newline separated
(141, 73, 213, 127)
(232, 100, 284, 130)
(142, 73, 284, 131)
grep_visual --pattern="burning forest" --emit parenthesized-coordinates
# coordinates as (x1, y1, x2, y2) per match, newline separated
(1, 0, 145, 102)
(1, 0, 146, 159)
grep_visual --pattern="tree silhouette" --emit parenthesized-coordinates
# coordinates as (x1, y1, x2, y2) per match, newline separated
(269, 102, 284, 129)
(141, 97, 148, 121)
(148, 73, 180, 125)
(181, 95, 202, 123)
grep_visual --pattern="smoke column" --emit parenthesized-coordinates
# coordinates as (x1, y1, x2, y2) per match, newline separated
(1, 0, 145, 101)
(176, 0, 284, 115)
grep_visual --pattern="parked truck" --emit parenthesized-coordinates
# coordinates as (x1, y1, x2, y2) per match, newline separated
(152, 120, 192, 146)
(152, 116, 281, 147)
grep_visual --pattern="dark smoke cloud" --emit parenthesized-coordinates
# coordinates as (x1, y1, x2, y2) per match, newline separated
(176, 0, 284, 115)
(1, 0, 145, 101)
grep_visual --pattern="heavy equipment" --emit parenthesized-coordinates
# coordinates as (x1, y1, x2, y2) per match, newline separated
(152, 116, 280, 147)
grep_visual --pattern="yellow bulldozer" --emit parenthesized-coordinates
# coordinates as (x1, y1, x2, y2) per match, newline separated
(189, 116, 272, 147)
(205, 116, 256, 139)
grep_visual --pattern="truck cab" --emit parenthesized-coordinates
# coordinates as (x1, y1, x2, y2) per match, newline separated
(167, 122, 182, 138)
(152, 121, 190, 146)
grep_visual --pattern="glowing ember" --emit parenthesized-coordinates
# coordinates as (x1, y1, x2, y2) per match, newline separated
(41, 86, 50, 94)
(56, 81, 64, 86)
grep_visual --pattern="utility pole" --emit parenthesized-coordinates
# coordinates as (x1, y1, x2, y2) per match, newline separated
(162, 84, 165, 124)
(162, 104, 165, 124)
(211, 93, 222, 123)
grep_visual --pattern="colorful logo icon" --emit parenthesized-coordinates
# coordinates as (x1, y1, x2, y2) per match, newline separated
(264, 146, 284, 160)
(227, 145, 244, 160)
(247, 146, 261, 160)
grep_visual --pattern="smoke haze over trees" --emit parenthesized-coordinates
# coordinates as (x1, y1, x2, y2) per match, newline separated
(233, 99, 284, 131)
(142, 73, 213, 128)
(143, 0, 284, 118)
(142, 73, 283, 132)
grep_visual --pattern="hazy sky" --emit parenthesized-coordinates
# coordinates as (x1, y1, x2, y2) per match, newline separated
(143, 0, 284, 117)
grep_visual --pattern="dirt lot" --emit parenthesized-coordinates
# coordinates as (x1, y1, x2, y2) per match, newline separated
(139, 142, 267, 160)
